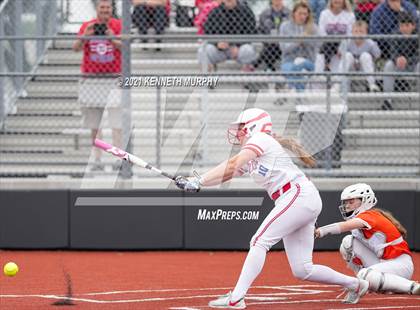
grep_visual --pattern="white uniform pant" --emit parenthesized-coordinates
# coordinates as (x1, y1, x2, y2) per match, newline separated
(352, 237, 414, 280)
(231, 180, 359, 301)
(251, 180, 321, 256)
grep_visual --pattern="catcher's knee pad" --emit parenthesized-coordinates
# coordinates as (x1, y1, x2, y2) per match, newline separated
(340, 235, 354, 262)
(357, 268, 385, 292)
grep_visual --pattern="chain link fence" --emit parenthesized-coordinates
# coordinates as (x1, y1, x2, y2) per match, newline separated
(0, 0, 419, 180)
(0, 0, 62, 125)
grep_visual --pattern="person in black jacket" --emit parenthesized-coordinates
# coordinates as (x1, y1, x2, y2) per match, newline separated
(254, 0, 289, 71)
(132, 0, 168, 51)
(382, 11, 419, 109)
(199, 0, 257, 72)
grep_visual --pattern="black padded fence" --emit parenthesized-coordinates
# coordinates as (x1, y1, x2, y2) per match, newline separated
(0, 189, 419, 250)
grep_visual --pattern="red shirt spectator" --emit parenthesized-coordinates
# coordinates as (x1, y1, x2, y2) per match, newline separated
(355, 0, 379, 13)
(77, 18, 122, 73)
(354, 0, 380, 23)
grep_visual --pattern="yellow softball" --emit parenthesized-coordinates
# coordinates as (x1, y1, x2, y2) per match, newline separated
(3, 262, 19, 277)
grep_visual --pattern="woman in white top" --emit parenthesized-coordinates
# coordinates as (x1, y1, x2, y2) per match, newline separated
(315, 0, 355, 89)
(175, 108, 369, 309)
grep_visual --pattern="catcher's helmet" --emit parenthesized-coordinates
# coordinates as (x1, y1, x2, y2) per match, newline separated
(339, 183, 377, 220)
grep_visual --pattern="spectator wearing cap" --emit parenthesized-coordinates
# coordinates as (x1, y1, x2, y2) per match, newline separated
(382, 11, 419, 109)
(254, 0, 289, 71)
(369, 0, 418, 58)
(199, 0, 257, 72)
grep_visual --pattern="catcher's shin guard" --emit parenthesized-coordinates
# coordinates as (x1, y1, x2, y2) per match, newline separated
(358, 268, 417, 294)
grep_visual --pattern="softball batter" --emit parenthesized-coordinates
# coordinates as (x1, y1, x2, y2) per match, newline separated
(175, 108, 369, 309)
(315, 183, 420, 296)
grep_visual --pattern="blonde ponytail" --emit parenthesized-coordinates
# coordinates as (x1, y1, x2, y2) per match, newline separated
(372, 208, 407, 239)
(274, 135, 316, 168)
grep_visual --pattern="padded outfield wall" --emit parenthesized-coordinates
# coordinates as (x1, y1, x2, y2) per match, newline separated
(1, 180, 419, 250)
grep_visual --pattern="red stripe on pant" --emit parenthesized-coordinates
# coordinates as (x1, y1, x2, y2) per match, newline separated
(252, 184, 301, 247)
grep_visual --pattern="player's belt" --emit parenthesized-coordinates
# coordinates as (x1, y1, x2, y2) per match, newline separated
(271, 182, 291, 201)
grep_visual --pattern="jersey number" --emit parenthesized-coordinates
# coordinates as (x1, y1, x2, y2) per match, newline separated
(258, 165, 269, 176)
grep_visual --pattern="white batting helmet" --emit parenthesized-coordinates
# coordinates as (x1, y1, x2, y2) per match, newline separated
(339, 183, 377, 220)
(227, 108, 272, 144)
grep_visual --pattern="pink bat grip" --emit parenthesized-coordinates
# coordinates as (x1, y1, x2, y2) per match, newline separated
(94, 139, 129, 160)
(94, 139, 113, 151)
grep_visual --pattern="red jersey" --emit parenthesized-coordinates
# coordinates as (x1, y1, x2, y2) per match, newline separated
(78, 18, 122, 74)
(355, 210, 411, 260)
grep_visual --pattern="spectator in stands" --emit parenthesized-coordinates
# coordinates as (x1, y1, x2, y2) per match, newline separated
(91, 0, 118, 17)
(199, 0, 257, 72)
(254, 0, 289, 72)
(354, 0, 380, 24)
(382, 11, 419, 110)
(309, 0, 327, 23)
(315, 0, 355, 89)
(132, 0, 168, 50)
(369, 0, 418, 59)
(340, 20, 381, 92)
(73, 0, 122, 171)
(194, 0, 222, 35)
(279, 1, 320, 91)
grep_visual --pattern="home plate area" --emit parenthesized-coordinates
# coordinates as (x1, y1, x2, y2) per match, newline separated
(4, 285, 419, 309)
(83, 285, 420, 309)
(1, 251, 419, 309)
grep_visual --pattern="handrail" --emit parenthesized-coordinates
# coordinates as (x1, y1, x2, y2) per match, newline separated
(0, 34, 417, 41)
(1, 72, 419, 77)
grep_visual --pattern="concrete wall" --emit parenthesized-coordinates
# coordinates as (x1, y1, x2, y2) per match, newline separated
(1, 189, 419, 250)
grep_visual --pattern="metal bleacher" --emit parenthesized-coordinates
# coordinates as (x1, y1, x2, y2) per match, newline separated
(0, 25, 419, 178)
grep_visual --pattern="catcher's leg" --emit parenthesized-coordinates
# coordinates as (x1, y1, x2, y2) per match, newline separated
(357, 254, 418, 294)
(340, 235, 380, 274)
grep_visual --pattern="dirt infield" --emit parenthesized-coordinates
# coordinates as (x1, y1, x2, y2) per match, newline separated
(0, 251, 419, 309)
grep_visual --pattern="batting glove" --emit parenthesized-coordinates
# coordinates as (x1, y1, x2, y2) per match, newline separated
(175, 176, 201, 192)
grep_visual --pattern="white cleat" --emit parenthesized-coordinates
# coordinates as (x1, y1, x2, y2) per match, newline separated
(208, 292, 246, 309)
(343, 279, 369, 304)
(410, 282, 420, 295)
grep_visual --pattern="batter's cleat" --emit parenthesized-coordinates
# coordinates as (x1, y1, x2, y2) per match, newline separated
(208, 292, 246, 309)
(343, 279, 369, 304)
(410, 282, 420, 295)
